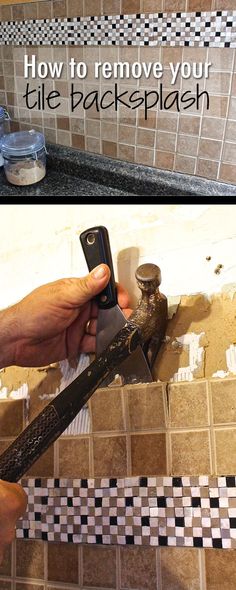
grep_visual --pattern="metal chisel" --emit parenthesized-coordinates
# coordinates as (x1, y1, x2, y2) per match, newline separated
(80, 226, 152, 384)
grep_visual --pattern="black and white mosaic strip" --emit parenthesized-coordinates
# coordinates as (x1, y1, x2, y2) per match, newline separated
(0, 11, 235, 47)
(16, 476, 236, 548)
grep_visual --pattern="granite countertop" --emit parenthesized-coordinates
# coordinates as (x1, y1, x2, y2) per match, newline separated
(0, 143, 235, 198)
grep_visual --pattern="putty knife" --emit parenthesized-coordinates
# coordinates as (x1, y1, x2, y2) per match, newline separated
(80, 226, 152, 384)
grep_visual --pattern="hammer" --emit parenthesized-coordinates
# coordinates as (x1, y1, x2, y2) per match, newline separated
(0, 263, 167, 483)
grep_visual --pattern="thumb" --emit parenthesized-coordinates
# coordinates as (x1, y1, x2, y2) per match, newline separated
(75, 264, 111, 305)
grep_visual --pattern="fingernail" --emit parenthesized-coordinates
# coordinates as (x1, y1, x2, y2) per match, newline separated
(92, 265, 107, 280)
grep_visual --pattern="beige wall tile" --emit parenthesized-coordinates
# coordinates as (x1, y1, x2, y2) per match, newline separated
(83, 0, 102, 15)
(16, 540, 44, 580)
(228, 97, 236, 120)
(0, 400, 25, 437)
(135, 147, 154, 166)
(57, 130, 72, 147)
(156, 113, 178, 136)
(174, 154, 196, 174)
(222, 142, 236, 165)
(141, 0, 163, 10)
(93, 435, 127, 476)
(197, 158, 218, 180)
(102, 140, 117, 158)
(26, 445, 54, 477)
(138, 110, 157, 130)
(48, 542, 78, 584)
(171, 431, 211, 475)
(90, 387, 124, 432)
(59, 438, 89, 477)
(160, 547, 200, 590)
(219, 162, 236, 183)
(163, 0, 185, 9)
(0, 545, 11, 577)
(72, 134, 85, 150)
(24, 3, 38, 20)
(187, 0, 212, 8)
(101, 122, 118, 142)
(131, 433, 167, 475)
(177, 135, 199, 157)
(38, 1, 53, 19)
(119, 125, 136, 145)
(87, 136, 101, 153)
(118, 144, 135, 162)
(203, 95, 228, 118)
(82, 546, 116, 587)
(215, 429, 236, 473)
(137, 128, 155, 148)
(53, 0, 67, 17)
(208, 48, 234, 71)
(169, 381, 209, 428)
(121, 0, 141, 11)
(67, 0, 83, 17)
(12, 5, 24, 21)
(198, 138, 222, 160)
(102, 0, 121, 14)
(211, 379, 236, 424)
(212, 0, 235, 8)
(120, 546, 157, 590)
(201, 117, 225, 140)
(155, 150, 174, 170)
(205, 549, 236, 590)
(225, 119, 236, 142)
(179, 115, 201, 135)
(126, 383, 166, 430)
(206, 72, 231, 95)
(156, 131, 176, 152)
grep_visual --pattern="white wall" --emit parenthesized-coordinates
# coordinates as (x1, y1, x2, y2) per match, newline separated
(1, 204, 236, 309)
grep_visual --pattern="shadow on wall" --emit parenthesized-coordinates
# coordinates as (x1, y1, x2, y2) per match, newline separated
(117, 247, 140, 308)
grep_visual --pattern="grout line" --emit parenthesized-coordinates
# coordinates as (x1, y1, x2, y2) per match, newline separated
(217, 48, 236, 180)
(194, 46, 208, 176)
(116, 545, 121, 590)
(78, 544, 83, 589)
(89, 432, 94, 478)
(207, 380, 216, 475)
(199, 546, 207, 590)
(156, 547, 162, 590)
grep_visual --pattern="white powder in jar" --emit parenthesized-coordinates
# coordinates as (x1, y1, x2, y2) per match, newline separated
(5, 159, 46, 186)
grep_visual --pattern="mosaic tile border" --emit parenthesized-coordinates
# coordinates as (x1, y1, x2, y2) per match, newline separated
(0, 11, 235, 47)
(16, 476, 236, 548)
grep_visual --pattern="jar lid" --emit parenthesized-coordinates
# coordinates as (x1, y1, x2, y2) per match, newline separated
(1, 130, 45, 157)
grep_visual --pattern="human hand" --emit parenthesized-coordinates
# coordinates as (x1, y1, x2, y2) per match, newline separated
(0, 480, 27, 563)
(0, 264, 132, 368)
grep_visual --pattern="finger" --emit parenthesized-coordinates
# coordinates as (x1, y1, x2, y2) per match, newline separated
(80, 334, 96, 353)
(65, 265, 111, 307)
(116, 283, 132, 310)
(91, 301, 98, 318)
(85, 318, 97, 336)
(123, 308, 133, 319)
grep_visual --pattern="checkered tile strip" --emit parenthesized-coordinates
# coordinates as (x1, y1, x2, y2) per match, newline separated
(16, 476, 236, 548)
(0, 11, 235, 47)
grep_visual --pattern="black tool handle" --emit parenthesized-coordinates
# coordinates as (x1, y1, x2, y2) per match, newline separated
(0, 321, 141, 483)
(80, 226, 117, 309)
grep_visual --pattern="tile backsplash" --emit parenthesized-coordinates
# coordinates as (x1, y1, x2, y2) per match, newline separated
(0, 1, 235, 184)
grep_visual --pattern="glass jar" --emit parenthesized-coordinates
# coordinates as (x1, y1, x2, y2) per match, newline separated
(0, 107, 10, 167)
(1, 130, 46, 186)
